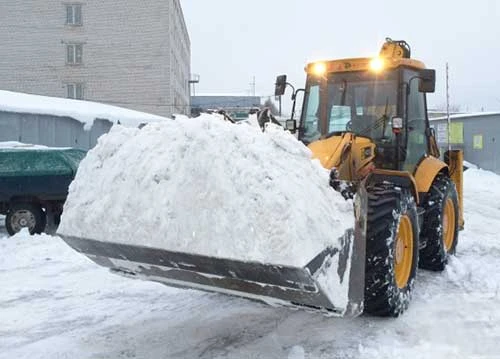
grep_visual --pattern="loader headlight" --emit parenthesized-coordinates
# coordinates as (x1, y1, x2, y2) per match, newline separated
(369, 57, 384, 72)
(311, 62, 327, 76)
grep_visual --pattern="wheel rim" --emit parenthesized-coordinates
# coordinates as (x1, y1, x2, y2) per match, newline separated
(442, 198, 456, 252)
(10, 210, 36, 233)
(395, 215, 414, 289)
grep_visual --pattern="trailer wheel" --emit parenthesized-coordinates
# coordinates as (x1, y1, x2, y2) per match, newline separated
(419, 175, 459, 271)
(5, 202, 46, 236)
(364, 184, 419, 317)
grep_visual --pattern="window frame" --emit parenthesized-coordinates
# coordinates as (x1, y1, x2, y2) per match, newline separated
(299, 82, 322, 144)
(65, 4, 83, 26)
(66, 43, 83, 65)
(299, 70, 401, 143)
(402, 67, 431, 172)
(66, 83, 85, 100)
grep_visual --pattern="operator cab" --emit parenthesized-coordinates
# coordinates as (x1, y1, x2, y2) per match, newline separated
(283, 39, 436, 173)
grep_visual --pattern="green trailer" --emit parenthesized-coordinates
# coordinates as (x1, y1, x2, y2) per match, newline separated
(0, 146, 86, 235)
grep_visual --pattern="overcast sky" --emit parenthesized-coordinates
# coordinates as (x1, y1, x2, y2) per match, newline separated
(182, 0, 499, 113)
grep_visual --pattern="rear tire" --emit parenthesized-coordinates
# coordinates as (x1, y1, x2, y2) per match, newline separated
(5, 202, 46, 236)
(419, 175, 459, 271)
(364, 184, 419, 317)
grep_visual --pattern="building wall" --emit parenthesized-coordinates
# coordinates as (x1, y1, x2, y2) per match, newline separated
(169, 0, 191, 114)
(0, 0, 190, 117)
(430, 114, 500, 174)
(0, 111, 112, 150)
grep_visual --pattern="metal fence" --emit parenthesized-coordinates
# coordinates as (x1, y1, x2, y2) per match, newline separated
(0, 111, 112, 150)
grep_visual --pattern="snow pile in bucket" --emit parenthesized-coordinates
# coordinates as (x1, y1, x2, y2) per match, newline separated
(58, 114, 354, 267)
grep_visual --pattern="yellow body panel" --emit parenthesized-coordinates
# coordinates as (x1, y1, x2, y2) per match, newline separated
(414, 156, 447, 193)
(305, 57, 426, 74)
(307, 134, 352, 170)
(445, 150, 464, 229)
(305, 40, 425, 75)
(307, 134, 375, 181)
(379, 41, 407, 59)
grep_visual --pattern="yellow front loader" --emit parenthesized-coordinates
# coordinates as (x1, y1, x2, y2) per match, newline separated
(60, 38, 463, 318)
(275, 38, 463, 316)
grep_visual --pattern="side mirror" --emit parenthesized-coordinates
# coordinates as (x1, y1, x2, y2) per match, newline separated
(275, 74, 287, 96)
(285, 119, 297, 133)
(418, 69, 436, 93)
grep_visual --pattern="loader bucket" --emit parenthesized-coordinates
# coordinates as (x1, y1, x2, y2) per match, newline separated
(59, 184, 367, 317)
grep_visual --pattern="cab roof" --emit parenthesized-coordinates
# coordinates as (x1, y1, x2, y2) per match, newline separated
(305, 57, 426, 74)
(306, 39, 426, 74)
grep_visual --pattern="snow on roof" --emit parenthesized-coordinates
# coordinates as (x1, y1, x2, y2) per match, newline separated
(0, 90, 169, 130)
(430, 112, 500, 121)
(0, 141, 47, 149)
(0, 141, 72, 150)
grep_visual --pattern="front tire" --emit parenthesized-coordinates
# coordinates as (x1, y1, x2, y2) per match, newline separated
(5, 202, 46, 236)
(419, 175, 459, 271)
(364, 184, 419, 317)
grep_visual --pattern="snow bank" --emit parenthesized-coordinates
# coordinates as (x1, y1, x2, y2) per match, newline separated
(0, 90, 168, 130)
(463, 160, 478, 170)
(463, 167, 500, 191)
(58, 114, 353, 267)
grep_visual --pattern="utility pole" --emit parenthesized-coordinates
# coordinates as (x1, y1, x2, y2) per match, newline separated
(188, 74, 200, 116)
(189, 74, 200, 96)
(446, 62, 451, 152)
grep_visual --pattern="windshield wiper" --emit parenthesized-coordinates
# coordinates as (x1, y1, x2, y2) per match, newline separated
(340, 79, 347, 105)
(358, 97, 391, 137)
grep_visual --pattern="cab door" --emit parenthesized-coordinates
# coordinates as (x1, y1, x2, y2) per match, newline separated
(403, 69, 429, 172)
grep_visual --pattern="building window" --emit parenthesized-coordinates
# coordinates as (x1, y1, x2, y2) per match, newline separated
(66, 44, 83, 64)
(66, 4, 82, 25)
(67, 83, 84, 99)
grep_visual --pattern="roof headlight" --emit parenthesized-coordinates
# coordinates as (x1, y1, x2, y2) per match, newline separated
(311, 62, 327, 76)
(369, 57, 384, 72)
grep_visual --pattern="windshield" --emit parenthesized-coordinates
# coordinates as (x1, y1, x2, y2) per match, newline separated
(300, 70, 399, 144)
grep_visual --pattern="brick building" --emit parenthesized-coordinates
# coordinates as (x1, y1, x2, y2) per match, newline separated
(0, 0, 190, 117)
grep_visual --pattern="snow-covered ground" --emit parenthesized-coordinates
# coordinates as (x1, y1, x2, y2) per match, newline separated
(1, 168, 499, 359)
